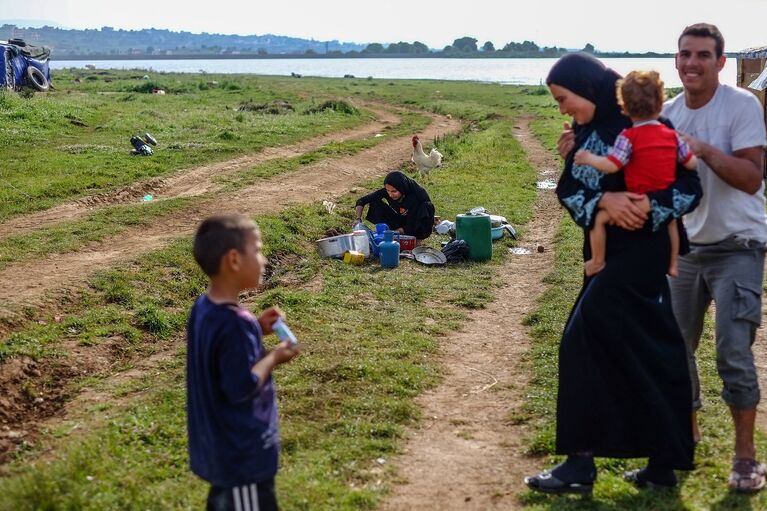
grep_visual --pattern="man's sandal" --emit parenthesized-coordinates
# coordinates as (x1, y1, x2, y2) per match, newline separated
(728, 457, 766, 493)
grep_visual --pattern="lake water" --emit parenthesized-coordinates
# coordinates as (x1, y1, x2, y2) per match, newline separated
(50, 57, 739, 88)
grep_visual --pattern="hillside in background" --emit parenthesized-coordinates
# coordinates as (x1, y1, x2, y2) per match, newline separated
(0, 23, 670, 59)
(0, 23, 368, 56)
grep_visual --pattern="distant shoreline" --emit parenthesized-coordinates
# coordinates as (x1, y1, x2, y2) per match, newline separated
(53, 52, 676, 61)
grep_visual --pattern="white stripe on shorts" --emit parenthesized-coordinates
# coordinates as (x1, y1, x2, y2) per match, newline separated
(233, 486, 243, 511)
(242, 484, 252, 511)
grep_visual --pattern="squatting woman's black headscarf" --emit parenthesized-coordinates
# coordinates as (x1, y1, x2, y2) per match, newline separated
(383, 171, 430, 203)
(546, 53, 629, 157)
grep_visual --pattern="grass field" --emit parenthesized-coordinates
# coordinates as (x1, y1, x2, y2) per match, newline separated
(0, 70, 763, 510)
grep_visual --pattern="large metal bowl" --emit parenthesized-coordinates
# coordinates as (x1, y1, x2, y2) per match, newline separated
(412, 246, 447, 265)
(316, 232, 370, 258)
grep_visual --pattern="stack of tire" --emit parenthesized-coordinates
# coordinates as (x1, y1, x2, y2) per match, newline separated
(1, 38, 52, 92)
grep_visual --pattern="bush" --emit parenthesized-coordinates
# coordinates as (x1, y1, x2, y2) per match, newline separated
(236, 99, 294, 115)
(130, 81, 165, 94)
(136, 303, 172, 336)
(218, 130, 239, 141)
(303, 100, 358, 115)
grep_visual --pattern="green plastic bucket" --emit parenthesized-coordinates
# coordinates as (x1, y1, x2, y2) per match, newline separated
(455, 213, 492, 261)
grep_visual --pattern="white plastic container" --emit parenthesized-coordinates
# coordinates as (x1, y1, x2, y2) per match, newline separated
(352, 230, 371, 257)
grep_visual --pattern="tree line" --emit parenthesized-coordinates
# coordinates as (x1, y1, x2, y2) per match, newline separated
(358, 37, 569, 58)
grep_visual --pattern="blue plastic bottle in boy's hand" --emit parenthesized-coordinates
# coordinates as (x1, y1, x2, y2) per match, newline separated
(272, 318, 299, 347)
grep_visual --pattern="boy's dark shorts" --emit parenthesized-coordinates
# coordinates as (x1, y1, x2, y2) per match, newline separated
(207, 478, 278, 511)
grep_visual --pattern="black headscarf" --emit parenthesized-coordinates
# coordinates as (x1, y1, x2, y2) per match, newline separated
(546, 53, 629, 157)
(383, 171, 430, 203)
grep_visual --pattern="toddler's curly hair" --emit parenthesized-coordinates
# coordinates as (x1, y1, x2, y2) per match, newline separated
(616, 70, 666, 119)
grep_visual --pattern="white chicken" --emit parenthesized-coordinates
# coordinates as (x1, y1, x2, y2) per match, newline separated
(411, 135, 443, 178)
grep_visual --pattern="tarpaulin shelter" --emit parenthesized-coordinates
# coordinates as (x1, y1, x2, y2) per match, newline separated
(0, 38, 52, 91)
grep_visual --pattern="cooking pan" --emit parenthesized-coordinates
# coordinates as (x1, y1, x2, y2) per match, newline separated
(316, 232, 370, 258)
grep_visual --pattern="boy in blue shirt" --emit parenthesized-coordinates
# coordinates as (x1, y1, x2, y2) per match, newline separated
(187, 214, 299, 511)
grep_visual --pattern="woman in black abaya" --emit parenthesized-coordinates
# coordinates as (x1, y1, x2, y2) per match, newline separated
(354, 171, 435, 240)
(524, 53, 702, 493)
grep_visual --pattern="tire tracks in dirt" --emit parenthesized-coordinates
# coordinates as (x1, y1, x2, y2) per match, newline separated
(378, 117, 562, 510)
(0, 103, 400, 241)
(0, 112, 459, 322)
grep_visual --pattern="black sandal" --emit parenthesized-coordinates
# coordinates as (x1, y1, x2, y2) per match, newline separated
(623, 468, 677, 489)
(524, 470, 594, 494)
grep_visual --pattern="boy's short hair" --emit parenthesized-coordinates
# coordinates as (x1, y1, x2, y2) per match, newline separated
(193, 215, 259, 277)
(616, 70, 665, 119)
(678, 22, 725, 58)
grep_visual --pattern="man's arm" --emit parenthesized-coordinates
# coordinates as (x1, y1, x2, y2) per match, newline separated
(682, 134, 763, 194)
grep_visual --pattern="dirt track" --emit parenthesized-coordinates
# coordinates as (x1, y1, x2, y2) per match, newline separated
(379, 118, 562, 510)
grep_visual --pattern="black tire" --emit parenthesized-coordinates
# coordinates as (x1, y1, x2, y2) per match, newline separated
(144, 132, 158, 146)
(26, 66, 49, 92)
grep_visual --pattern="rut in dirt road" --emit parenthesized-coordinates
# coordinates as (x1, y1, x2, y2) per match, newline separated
(0, 112, 460, 320)
(0, 103, 401, 241)
(378, 118, 563, 511)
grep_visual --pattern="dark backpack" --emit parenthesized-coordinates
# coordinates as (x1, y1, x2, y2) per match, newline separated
(441, 239, 470, 263)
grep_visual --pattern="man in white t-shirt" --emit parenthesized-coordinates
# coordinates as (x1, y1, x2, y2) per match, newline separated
(664, 23, 767, 493)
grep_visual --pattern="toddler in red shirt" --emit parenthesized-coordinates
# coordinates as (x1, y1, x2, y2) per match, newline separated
(575, 70, 698, 277)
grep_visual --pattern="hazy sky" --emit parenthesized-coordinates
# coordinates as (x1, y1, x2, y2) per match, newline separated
(3, 0, 766, 53)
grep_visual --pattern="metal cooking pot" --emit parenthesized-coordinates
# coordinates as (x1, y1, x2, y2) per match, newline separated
(316, 232, 370, 258)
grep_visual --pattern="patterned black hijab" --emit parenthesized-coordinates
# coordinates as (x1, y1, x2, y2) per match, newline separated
(546, 53, 629, 158)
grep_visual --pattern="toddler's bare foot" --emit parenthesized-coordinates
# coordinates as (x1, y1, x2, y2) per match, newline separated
(584, 259, 606, 276)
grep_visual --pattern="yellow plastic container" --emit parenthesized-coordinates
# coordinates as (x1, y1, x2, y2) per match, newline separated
(343, 250, 365, 265)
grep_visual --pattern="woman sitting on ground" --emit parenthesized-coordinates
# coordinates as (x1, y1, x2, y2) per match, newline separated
(354, 170, 435, 240)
